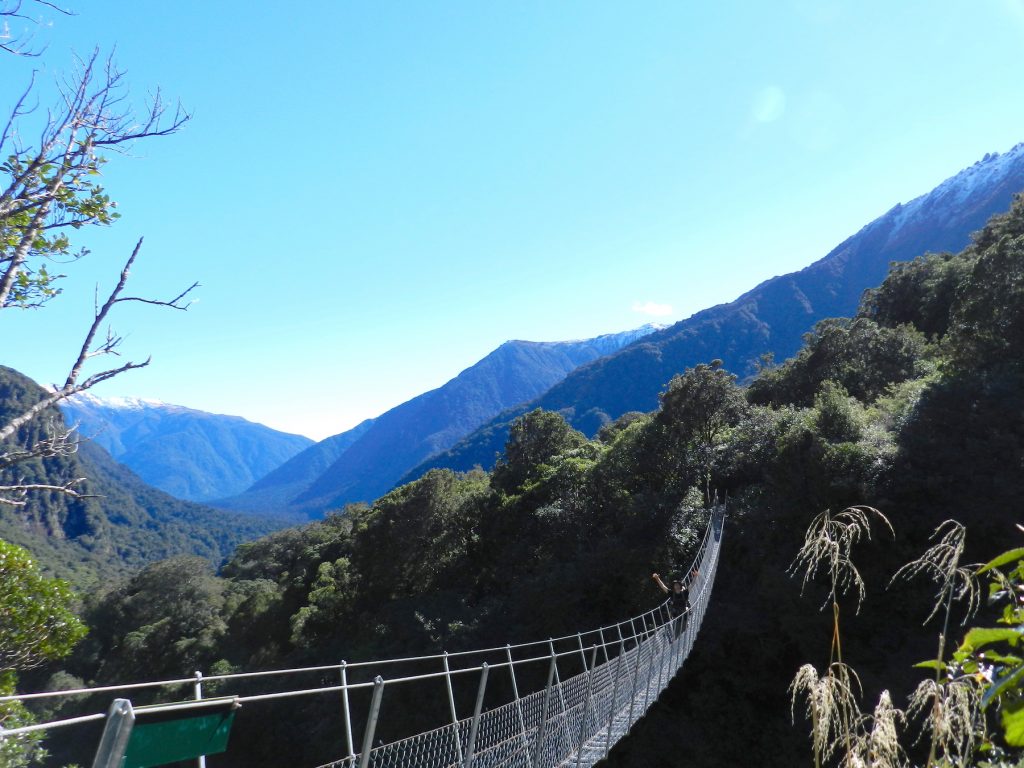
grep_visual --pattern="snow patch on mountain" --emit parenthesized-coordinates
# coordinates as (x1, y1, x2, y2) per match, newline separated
(68, 392, 169, 410)
(886, 142, 1024, 243)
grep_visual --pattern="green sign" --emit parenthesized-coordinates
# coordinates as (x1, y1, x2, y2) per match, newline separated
(120, 700, 237, 768)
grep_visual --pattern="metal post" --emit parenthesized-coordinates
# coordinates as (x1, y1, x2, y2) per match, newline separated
(598, 628, 611, 667)
(654, 604, 667, 650)
(576, 633, 588, 675)
(639, 615, 653, 715)
(549, 639, 572, 752)
(668, 607, 680, 674)
(91, 698, 135, 768)
(656, 611, 668, 693)
(651, 614, 667, 704)
(662, 612, 673, 685)
(193, 671, 206, 768)
(443, 652, 465, 765)
(604, 640, 625, 759)
(463, 663, 489, 768)
(358, 677, 384, 768)
(690, 597, 698, 652)
(574, 645, 599, 768)
(681, 601, 694, 662)
(655, 614, 666, 696)
(672, 613, 684, 672)
(340, 661, 355, 760)
(626, 624, 643, 732)
(506, 645, 533, 768)
(532, 650, 559, 767)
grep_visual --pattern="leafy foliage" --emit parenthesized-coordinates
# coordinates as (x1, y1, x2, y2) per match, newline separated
(746, 317, 930, 407)
(860, 250, 978, 339)
(491, 408, 588, 495)
(947, 194, 1024, 376)
(0, 539, 86, 768)
(952, 544, 1024, 756)
(0, 539, 86, 672)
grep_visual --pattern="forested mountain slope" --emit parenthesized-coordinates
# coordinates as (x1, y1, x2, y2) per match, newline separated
(213, 418, 376, 515)
(407, 144, 1024, 480)
(60, 394, 313, 502)
(0, 367, 287, 585)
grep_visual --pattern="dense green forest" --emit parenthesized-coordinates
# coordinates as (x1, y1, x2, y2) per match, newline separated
(5, 194, 1024, 767)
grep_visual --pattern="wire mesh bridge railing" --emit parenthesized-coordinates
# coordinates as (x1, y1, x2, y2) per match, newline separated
(0, 507, 724, 768)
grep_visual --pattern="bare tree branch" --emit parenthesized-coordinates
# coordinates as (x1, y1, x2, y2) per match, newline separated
(0, 478, 90, 506)
(0, 238, 197, 446)
(1, 0, 67, 56)
(0, 70, 36, 154)
(0, 420, 79, 470)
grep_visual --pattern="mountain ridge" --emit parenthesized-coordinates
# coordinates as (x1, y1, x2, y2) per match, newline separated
(404, 143, 1024, 479)
(216, 325, 663, 516)
(60, 394, 314, 502)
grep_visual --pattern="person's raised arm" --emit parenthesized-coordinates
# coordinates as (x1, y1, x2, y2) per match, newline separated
(651, 572, 669, 594)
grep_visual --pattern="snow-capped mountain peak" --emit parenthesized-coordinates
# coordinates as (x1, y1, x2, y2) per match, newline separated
(887, 142, 1024, 242)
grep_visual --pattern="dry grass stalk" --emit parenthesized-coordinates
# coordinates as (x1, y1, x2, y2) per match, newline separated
(891, 520, 982, 768)
(790, 506, 893, 614)
(908, 677, 983, 766)
(852, 690, 908, 768)
(890, 520, 980, 626)
(791, 662, 865, 767)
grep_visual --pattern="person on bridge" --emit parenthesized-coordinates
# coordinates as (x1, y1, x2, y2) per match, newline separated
(651, 570, 695, 639)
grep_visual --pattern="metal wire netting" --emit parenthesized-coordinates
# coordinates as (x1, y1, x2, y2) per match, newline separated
(317, 508, 724, 768)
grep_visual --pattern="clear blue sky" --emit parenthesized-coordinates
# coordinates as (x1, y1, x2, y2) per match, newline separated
(4, 1, 1024, 439)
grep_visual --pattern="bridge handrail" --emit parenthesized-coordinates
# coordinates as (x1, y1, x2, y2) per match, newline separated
(2, 507, 720, 707)
(0, 505, 725, 762)
(0, 604, 676, 704)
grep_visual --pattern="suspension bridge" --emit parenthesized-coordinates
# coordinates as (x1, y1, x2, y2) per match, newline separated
(0, 507, 724, 768)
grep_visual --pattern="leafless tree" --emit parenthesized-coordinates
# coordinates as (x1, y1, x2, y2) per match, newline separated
(1, 43, 194, 506)
(0, 0, 70, 56)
